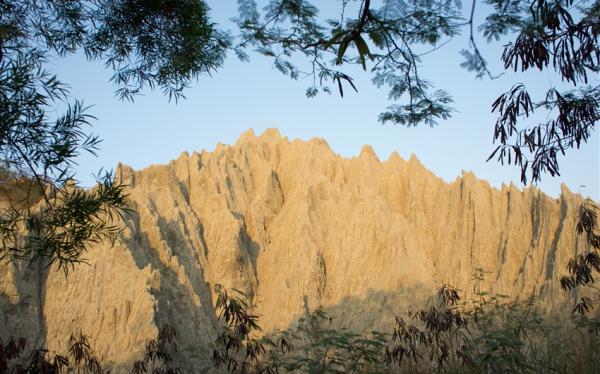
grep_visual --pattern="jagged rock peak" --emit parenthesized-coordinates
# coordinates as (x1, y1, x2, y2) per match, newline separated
(236, 128, 257, 144)
(386, 150, 403, 163)
(259, 127, 283, 141)
(359, 145, 379, 162)
(236, 127, 283, 145)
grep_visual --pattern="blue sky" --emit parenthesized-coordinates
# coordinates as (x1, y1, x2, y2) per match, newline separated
(56, 1, 598, 200)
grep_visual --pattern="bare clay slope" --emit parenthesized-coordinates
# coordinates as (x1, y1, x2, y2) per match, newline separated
(0, 128, 588, 371)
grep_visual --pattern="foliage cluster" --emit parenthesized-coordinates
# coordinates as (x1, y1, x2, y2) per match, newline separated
(210, 283, 600, 374)
(0, 325, 182, 374)
(0, 332, 102, 374)
(131, 324, 181, 374)
(561, 198, 600, 314)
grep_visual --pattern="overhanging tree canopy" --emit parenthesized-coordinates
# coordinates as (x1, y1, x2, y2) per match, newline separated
(0, 0, 229, 270)
(232, 0, 599, 184)
(0, 0, 598, 268)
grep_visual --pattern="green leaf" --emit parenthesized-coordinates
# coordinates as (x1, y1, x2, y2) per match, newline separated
(358, 52, 366, 70)
(353, 35, 373, 64)
(336, 41, 349, 65)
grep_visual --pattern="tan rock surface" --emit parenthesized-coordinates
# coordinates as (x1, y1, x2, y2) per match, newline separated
(0, 128, 590, 371)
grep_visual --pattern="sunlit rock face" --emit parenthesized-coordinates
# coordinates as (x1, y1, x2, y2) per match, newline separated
(0, 128, 589, 371)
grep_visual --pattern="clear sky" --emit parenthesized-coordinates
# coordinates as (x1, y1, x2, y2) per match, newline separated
(56, 1, 598, 200)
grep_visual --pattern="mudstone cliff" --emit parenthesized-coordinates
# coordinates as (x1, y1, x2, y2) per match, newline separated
(0, 129, 590, 371)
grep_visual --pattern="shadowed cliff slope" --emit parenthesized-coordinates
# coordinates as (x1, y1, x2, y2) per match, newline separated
(0, 128, 589, 371)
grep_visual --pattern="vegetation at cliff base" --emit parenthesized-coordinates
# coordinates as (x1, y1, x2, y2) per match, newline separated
(5, 283, 600, 373)
(209, 284, 600, 374)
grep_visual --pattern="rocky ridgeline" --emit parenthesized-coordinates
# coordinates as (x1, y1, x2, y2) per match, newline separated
(0, 129, 588, 371)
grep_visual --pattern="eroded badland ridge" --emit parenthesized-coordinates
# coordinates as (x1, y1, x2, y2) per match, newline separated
(0, 128, 590, 370)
